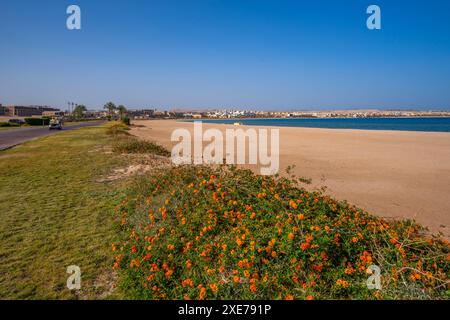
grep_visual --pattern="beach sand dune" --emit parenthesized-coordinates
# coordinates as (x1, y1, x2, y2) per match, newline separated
(131, 120, 450, 237)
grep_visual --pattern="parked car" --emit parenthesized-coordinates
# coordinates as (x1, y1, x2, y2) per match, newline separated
(8, 119, 25, 125)
(49, 118, 63, 130)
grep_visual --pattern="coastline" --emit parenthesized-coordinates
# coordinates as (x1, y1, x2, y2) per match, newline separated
(131, 119, 450, 237)
(185, 115, 450, 121)
(181, 117, 450, 133)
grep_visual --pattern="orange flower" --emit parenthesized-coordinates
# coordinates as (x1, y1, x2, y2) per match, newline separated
(297, 214, 305, 220)
(360, 251, 373, 264)
(186, 260, 192, 269)
(410, 272, 421, 281)
(351, 237, 358, 243)
(336, 279, 350, 288)
(161, 208, 167, 220)
(289, 200, 298, 209)
(165, 269, 174, 279)
(167, 244, 174, 250)
(390, 237, 398, 245)
(345, 265, 355, 275)
(306, 295, 314, 300)
(249, 282, 257, 293)
(209, 283, 219, 293)
(199, 286, 207, 300)
(271, 251, 277, 258)
(288, 233, 295, 241)
(233, 276, 240, 283)
(130, 259, 140, 268)
(144, 253, 152, 260)
(300, 242, 310, 251)
(182, 278, 194, 287)
(285, 295, 294, 300)
(238, 259, 250, 268)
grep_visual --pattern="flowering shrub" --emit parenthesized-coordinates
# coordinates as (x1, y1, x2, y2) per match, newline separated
(113, 165, 450, 299)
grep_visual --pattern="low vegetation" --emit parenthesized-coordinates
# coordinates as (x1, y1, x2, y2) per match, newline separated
(0, 122, 19, 127)
(0, 121, 173, 299)
(1, 120, 448, 300)
(107, 120, 170, 157)
(112, 137, 171, 157)
(122, 116, 131, 126)
(24, 117, 50, 126)
(114, 165, 450, 300)
(0, 123, 128, 299)
(106, 122, 131, 136)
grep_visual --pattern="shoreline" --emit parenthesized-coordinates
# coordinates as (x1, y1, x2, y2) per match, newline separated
(131, 119, 450, 237)
(178, 117, 450, 133)
(183, 115, 450, 120)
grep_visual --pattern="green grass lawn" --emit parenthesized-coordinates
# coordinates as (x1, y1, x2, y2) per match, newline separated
(0, 124, 128, 299)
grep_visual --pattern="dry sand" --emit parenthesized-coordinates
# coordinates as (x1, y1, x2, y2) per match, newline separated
(131, 119, 450, 237)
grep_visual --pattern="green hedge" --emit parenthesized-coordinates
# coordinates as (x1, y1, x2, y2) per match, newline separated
(0, 122, 19, 127)
(24, 118, 50, 126)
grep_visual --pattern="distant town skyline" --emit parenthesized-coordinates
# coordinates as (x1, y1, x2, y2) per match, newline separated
(2, 103, 450, 113)
(1, 1, 450, 110)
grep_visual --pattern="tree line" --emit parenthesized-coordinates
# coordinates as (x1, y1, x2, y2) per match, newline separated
(103, 102, 127, 119)
(68, 102, 127, 120)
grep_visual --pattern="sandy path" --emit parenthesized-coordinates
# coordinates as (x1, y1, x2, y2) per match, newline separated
(130, 119, 450, 237)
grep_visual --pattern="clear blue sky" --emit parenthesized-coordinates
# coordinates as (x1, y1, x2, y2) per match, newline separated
(1, 0, 450, 110)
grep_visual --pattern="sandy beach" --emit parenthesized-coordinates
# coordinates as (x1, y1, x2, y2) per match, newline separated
(131, 119, 450, 237)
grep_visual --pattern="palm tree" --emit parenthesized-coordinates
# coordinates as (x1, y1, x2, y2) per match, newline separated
(103, 102, 117, 118)
(117, 105, 127, 119)
(73, 104, 87, 119)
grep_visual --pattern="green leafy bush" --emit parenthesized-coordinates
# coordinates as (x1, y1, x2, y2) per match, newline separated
(122, 116, 131, 126)
(113, 165, 450, 300)
(24, 117, 49, 126)
(0, 122, 19, 127)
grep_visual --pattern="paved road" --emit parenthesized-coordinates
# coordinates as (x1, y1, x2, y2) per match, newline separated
(0, 121, 105, 150)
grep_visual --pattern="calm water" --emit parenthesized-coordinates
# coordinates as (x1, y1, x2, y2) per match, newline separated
(198, 117, 450, 132)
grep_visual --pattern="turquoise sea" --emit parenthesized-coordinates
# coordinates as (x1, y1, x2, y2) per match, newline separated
(198, 117, 450, 132)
